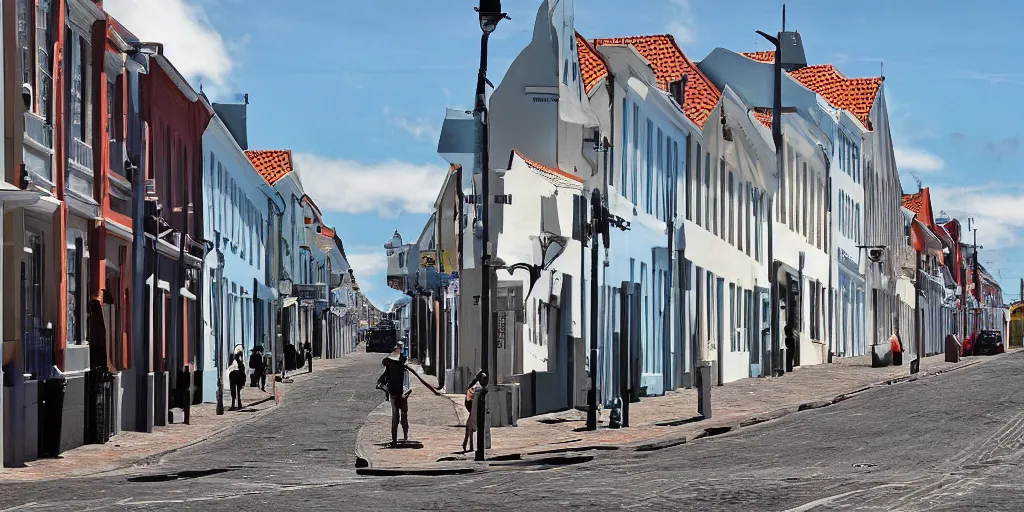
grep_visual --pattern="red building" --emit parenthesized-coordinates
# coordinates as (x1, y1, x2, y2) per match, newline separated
(140, 51, 211, 426)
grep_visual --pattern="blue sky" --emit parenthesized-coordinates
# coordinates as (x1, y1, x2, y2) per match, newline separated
(108, 0, 1024, 307)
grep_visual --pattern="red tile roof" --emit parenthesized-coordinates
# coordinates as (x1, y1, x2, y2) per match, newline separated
(513, 149, 584, 184)
(752, 109, 773, 128)
(901, 190, 925, 214)
(576, 32, 609, 95)
(244, 150, 294, 186)
(302, 194, 323, 217)
(320, 226, 336, 238)
(742, 51, 775, 63)
(593, 34, 721, 128)
(739, 51, 882, 128)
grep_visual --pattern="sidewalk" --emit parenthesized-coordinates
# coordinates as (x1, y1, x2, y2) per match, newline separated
(357, 351, 1012, 469)
(0, 354, 354, 482)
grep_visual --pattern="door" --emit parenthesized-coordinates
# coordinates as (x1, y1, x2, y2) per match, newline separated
(752, 289, 770, 378)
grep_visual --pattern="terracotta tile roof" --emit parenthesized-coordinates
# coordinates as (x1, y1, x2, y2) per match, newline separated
(513, 149, 584, 184)
(742, 51, 775, 63)
(752, 109, 773, 128)
(902, 190, 925, 214)
(739, 51, 882, 128)
(244, 150, 294, 186)
(576, 32, 609, 95)
(320, 226, 335, 238)
(593, 34, 721, 128)
(788, 65, 882, 128)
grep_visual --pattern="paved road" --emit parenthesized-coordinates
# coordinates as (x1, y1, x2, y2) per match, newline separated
(3, 350, 1024, 511)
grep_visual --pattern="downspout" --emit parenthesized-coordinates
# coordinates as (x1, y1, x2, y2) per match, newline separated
(602, 72, 615, 402)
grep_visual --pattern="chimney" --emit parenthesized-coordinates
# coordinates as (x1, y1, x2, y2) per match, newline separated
(212, 95, 249, 149)
(669, 74, 688, 107)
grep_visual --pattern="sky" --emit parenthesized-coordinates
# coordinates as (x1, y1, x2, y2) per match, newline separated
(106, 0, 1024, 307)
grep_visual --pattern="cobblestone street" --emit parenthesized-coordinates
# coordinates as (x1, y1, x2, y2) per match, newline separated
(358, 352, 998, 468)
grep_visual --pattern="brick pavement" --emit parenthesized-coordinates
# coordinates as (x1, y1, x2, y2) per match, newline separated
(0, 354, 354, 481)
(358, 352, 1010, 468)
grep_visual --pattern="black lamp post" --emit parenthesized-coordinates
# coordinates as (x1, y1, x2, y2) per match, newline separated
(473, 0, 508, 463)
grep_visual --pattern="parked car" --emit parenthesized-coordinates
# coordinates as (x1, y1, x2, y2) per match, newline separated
(974, 330, 1005, 356)
(366, 326, 398, 353)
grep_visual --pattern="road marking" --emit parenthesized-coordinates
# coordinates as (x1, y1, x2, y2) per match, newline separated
(782, 484, 907, 512)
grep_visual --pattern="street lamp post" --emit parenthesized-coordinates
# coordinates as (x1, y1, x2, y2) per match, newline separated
(473, 0, 508, 463)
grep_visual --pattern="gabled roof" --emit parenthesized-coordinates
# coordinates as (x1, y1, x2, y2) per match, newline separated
(593, 34, 721, 128)
(302, 194, 323, 217)
(740, 51, 883, 128)
(513, 149, 584, 184)
(576, 32, 608, 95)
(244, 150, 294, 186)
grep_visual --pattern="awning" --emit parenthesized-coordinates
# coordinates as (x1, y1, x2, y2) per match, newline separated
(281, 297, 299, 309)
(0, 181, 45, 208)
(256, 281, 279, 301)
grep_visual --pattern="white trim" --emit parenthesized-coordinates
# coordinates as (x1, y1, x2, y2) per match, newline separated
(105, 219, 134, 241)
(180, 288, 197, 300)
(157, 280, 171, 292)
(524, 85, 559, 96)
(156, 238, 180, 259)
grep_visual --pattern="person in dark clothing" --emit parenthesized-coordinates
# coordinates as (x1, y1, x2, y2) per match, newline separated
(229, 351, 246, 410)
(784, 325, 796, 373)
(304, 341, 313, 373)
(284, 342, 296, 372)
(378, 341, 410, 445)
(249, 347, 266, 391)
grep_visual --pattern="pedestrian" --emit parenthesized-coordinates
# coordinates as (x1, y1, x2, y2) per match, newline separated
(249, 345, 266, 391)
(784, 325, 796, 372)
(891, 329, 904, 366)
(284, 342, 296, 372)
(304, 341, 313, 373)
(229, 348, 246, 410)
(463, 370, 486, 452)
(377, 341, 411, 446)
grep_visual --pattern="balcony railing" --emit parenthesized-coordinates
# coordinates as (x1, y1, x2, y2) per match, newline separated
(70, 137, 94, 171)
(24, 112, 53, 149)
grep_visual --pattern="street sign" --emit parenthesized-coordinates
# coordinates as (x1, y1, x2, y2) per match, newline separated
(293, 283, 325, 301)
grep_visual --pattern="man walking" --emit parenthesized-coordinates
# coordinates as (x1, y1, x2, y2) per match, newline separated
(379, 341, 411, 445)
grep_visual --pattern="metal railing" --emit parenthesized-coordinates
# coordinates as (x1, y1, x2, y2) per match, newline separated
(70, 137, 94, 171)
(24, 326, 56, 381)
(24, 112, 53, 148)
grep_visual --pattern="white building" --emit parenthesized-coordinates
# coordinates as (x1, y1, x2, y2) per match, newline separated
(201, 109, 283, 402)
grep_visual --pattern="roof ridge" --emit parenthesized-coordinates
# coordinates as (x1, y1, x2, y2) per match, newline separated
(513, 149, 584, 184)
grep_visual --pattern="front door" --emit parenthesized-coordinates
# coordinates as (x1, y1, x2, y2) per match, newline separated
(752, 289, 770, 378)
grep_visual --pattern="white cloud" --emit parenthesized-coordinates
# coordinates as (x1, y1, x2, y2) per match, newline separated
(346, 251, 388, 280)
(293, 153, 447, 217)
(930, 185, 1024, 250)
(666, 0, 696, 46)
(894, 146, 944, 173)
(105, 0, 235, 96)
(393, 117, 439, 141)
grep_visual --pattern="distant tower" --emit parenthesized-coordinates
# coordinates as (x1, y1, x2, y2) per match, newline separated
(384, 230, 403, 256)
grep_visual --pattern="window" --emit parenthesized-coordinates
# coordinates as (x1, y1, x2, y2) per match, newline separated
(705, 153, 711, 229)
(621, 99, 629, 197)
(17, 0, 31, 87)
(855, 203, 861, 244)
(36, 0, 52, 118)
(106, 81, 114, 141)
(730, 283, 737, 351)
(645, 120, 653, 213)
(802, 162, 809, 238)
(728, 171, 735, 245)
(674, 139, 681, 221)
(695, 143, 702, 227)
(718, 159, 726, 239)
(632, 104, 640, 204)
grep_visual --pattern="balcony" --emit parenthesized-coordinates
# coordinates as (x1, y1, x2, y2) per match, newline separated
(70, 137, 94, 172)
(23, 113, 54, 185)
(24, 113, 53, 148)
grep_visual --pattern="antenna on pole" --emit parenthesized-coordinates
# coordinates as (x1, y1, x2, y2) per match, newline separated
(881, 61, 885, 79)
(782, 2, 786, 31)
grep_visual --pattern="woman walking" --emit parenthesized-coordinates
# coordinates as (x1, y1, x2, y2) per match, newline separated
(229, 347, 247, 410)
